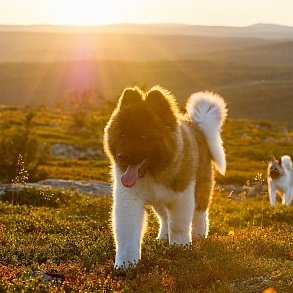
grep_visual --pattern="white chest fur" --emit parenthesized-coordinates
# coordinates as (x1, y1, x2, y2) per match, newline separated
(112, 166, 202, 269)
(113, 167, 195, 205)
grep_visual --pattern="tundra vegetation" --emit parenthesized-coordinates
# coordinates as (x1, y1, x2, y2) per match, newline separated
(0, 105, 292, 292)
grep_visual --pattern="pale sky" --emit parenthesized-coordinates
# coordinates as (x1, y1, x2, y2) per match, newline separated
(1, 0, 293, 27)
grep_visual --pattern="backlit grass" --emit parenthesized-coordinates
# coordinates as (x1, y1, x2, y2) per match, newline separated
(0, 105, 292, 185)
(0, 105, 292, 291)
(0, 192, 292, 292)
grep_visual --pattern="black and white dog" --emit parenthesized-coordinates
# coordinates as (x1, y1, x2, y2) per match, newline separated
(267, 155, 293, 206)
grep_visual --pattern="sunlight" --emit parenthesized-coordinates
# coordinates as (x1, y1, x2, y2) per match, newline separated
(55, 2, 106, 25)
(47, 0, 135, 26)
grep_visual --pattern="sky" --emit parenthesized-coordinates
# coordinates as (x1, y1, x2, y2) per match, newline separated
(1, 0, 293, 27)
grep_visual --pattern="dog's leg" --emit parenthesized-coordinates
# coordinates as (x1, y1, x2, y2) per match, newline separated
(283, 188, 292, 206)
(113, 186, 146, 269)
(193, 209, 209, 238)
(167, 186, 195, 245)
(268, 182, 276, 207)
(290, 189, 293, 205)
(152, 205, 168, 240)
(193, 144, 214, 238)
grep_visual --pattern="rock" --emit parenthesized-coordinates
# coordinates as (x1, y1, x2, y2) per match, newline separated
(0, 179, 112, 197)
(222, 182, 266, 200)
(230, 276, 274, 293)
(50, 143, 103, 159)
(38, 179, 112, 196)
(223, 185, 243, 193)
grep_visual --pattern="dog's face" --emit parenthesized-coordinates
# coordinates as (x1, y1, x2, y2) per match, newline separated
(268, 158, 284, 180)
(104, 87, 179, 187)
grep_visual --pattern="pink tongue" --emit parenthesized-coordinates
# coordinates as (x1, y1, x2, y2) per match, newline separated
(121, 165, 139, 187)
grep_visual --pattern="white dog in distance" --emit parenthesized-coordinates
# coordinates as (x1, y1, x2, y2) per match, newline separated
(267, 155, 293, 206)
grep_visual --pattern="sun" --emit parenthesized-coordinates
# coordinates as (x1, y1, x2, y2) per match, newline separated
(50, 0, 133, 26)
(0, 0, 148, 26)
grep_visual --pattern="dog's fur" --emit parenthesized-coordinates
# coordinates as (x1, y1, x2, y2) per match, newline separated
(267, 155, 293, 206)
(104, 86, 227, 268)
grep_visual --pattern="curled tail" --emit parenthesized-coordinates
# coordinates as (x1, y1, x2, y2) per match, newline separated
(186, 91, 227, 175)
(281, 155, 293, 170)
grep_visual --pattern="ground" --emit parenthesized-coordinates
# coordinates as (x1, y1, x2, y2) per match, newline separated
(0, 192, 292, 292)
(0, 106, 292, 292)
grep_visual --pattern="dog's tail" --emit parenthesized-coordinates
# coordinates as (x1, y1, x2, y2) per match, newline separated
(281, 155, 293, 170)
(186, 91, 227, 175)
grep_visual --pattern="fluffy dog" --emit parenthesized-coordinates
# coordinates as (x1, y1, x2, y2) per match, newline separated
(267, 155, 293, 206)
(104, 86, 227, 269)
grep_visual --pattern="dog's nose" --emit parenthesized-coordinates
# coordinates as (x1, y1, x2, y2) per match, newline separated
(117, 153, 131, 162)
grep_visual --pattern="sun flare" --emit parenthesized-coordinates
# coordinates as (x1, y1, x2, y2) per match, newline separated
(46, 0, 135, 26)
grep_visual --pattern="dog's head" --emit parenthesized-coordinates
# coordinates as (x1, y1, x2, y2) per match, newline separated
(104, 86, 180, 187)
(268, 157, 284, 180)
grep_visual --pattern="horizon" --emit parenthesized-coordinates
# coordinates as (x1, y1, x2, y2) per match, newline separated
(1, 22, 293, 28)
(0, 22, 293, 29)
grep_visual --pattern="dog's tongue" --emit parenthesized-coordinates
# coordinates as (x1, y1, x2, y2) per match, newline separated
(121, 165, 139, 187)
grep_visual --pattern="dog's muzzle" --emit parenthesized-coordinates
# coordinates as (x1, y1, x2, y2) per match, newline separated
(269, 168, 280, 179)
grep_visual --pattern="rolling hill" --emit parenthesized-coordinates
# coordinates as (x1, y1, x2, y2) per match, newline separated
(0, 60, 292, 125)
(0, 23, 293, 63)
(1, 23, 293, 39)
(0, 31, 277, 63)
(0, 23, 293, 126)
(207, 40, 293, 65)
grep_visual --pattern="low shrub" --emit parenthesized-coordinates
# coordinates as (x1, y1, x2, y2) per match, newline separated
(0, 109, 48, 182)
(0, 186, 79, 207)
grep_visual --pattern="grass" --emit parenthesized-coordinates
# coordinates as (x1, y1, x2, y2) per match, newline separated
(0, 105, 292, 185)
(0, 191, 292, 292)
(0, 105, 292, 291)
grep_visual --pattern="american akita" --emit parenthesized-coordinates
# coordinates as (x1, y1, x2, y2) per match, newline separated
(104, 86, 227, 268)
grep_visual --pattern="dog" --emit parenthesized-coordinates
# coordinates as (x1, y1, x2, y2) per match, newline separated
(104, 86, 227, 269)
(267, 155, 293, 206)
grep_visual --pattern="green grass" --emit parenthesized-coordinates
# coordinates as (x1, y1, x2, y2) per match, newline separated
(0, 105, 292, 291)
(0, 192, 292, 292)
(221, 119, 293, 185)
(0, 105, 292, 185)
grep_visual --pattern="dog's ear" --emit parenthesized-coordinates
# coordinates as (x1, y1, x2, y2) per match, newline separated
(145, 86, 178, 127)
(278, 157, 282, 166)
(118, 87, 143, 109)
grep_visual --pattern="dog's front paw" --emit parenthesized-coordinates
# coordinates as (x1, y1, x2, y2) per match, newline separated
(114, 258, 138, 270)
(113, 263, 138, 280)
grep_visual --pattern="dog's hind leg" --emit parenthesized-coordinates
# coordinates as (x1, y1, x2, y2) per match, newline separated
(167, 184, 195, 245)
(152, 205, 168, 240)
(193, 142, 214, 238)
(268, 181, 276, 207)
(283, 189, 292, 206)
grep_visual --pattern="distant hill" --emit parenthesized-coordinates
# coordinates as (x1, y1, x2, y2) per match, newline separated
(0, 23, 293, 126)
(0, 60, 292, 126)
(0, 31, 277, 63)
(207, 40, 293, 65)
(1, 23, 293, 39)
(0, 25, 293, 64)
